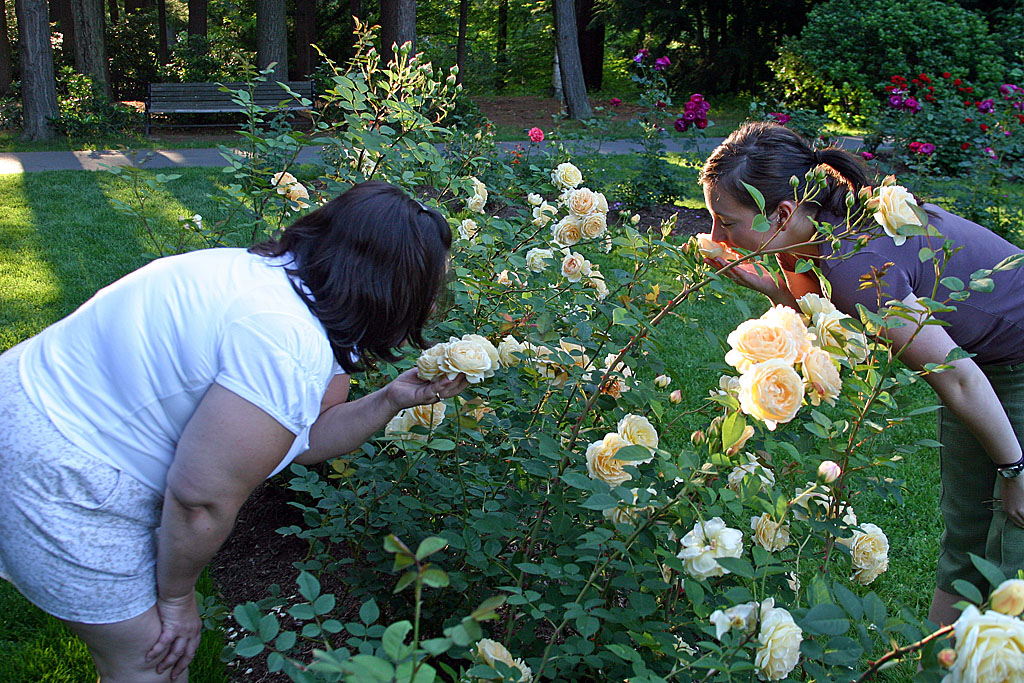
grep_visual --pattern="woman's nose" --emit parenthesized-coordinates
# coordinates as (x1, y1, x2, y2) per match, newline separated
(710, 221, 726, 243)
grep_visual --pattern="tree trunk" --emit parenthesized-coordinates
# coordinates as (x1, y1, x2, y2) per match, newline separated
(16, 0, 60, 139)
(49, 0, 76, 59)
(255, 0, 287, 81)
(455, 0, 466, 86)
(553, 0, 591, 119)
(107, 0, 117, 23)
(123, 0, 149, 14)
(494, 0, 506, 91)
(575, 0, 602, 91)
(156, 0, 167, 62)
(187, 0, 206, 39)
(344, 0, 360, 57)
(379, 0, 414, 67)
(0, 0, 13, 95)
(71, 0, 110, 97)
(551, 48, 562, 102)
(294, 0, 315, 78)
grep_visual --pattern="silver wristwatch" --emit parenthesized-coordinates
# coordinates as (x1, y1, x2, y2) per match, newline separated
(997, 457, 1024, 479)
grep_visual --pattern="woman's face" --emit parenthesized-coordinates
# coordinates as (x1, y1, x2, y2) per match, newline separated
(703, 183, 782, 253)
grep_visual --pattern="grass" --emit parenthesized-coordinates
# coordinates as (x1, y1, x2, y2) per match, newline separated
(0, 129, 246, 154)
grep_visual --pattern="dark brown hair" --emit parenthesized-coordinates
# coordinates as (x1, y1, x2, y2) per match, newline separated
(700, 121, 870, 218)
(251, 181, 452, 373)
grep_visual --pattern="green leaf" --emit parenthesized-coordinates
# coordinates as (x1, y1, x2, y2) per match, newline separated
(421, 567, 450, 588)
(715, 557, 754, 578)
(313, 594, 336, 615)
(394, 570, 417, 593)
(288, 603, 315, 620)
(276, 631, 297, 651)
(235, 635, 265, 658)
(863, 592, 887, 629)
(576, 614, 600, 638)
(800, 603, 849, 636)
(832, 584, 863, 621)
(581, 493, 618, 510)
(267, 651, 285, 672)
(952, 579, 984, 605)
(297, 571, 321, 602)
(342, 654, 395, 682)
(612, 307, 639, 326)
(940, 276, 964, 292)
(560, 472, 595, 490)
(233, 602, 262, 632)
(514, 562, 545, 575)
(427, 438, 456, 451)
(970, 554, 1007, 589)
(615, 444, 653, 462)
(721, 412, 747, 452)
(416, 536, 449, 561)
(742, 181, 766, 212)
(993, 253, 1024, 273)
(630, 592, 657, 617)
(751, 214, 771, 233)
(360, 599, 380, 625)
(969, 277, 994, 293)
(470, 595, 506, 620)
(258, 613, 280, 642)
(384, 534, 412, 556)
(420, 637, 452, 656)
(918, 247, 936, 263)
(382, 621, 413, 661)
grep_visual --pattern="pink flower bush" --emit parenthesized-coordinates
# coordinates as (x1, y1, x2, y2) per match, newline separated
(675, 93, 711, 132)
(768, 112, 791, 125)
(633, 48, 649, 63)
(528, 127, 544, 143)
(861, 151, 874, 160)
(654, 56, 671, 71)
(609, 98, 622, 107)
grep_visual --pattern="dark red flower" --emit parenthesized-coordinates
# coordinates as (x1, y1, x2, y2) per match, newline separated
(918, 73, 931, 83)
(980, 123, 989, 132)
(942, 72, 951, 78)
(961, 142, 971, 150)
(966, 117, 973, 122)
(954, 78, 962, 86)
(966, 86, 974, 93)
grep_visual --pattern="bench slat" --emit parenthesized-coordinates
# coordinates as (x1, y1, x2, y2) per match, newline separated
(145, 81, 315, 135)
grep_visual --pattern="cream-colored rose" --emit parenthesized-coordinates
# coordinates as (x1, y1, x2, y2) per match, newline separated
(990, 579, 1024, 616)
(603, 487, 657, 525)
(872, 184, 921, 246)
(440, 337, 495, 383)
(476, 639, 532, 682)
(713, 374, 742, 398)
(813, 310, 869, 363)
(416, 343, 448, 380)
(588, 271, 609, 300)
(654, 374, 672, 388)
(458, 219, 478, 241)
(755, 599, 803, 681)
(677, 517, 744, 579)
(271, 171, 298, 190)
(751, 513, 791, 552)
(551, 215, 583, 247)
(838, 522, 889, 585)
(710, 601, 758, 641)
(593, 191, 608, 214)
(557, 339, 591, 369)
(727, 453, 776, 493)
(467, 193, 486, 214)
(617, 414, 659, 451)
(525, 247, 553, 272)
(696, 233, 728, 259)
(497, 335, 525, 367)
(284, 183, 310, 208)
(461, 333, 499, 368)
(527, 192, 544, 206)
(408, 401, 446, 429)
(470, 176, 488, 203)
(585, 432, 633, 486)
(532, 202, 558, 227)
(603, 353, 633, 379)
(796, 293, 837, 319)
(802, 346, 842, 406)
(384, 410, 414, 439)
(580, 212, 607, 239)
(738, 359, 805, 430)
(560, 250, 591, 282)
(760, 305, 812, 362)
(566, 187, 598, 216)
(725, 319, 802, 372)
(551, 162, 583, 189)
(942, 605, 1024, 682)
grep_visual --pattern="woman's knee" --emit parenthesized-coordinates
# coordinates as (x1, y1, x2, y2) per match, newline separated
(63, 606, 184, 683)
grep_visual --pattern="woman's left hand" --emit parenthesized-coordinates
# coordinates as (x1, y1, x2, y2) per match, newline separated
(1003, 476, 1024, 529)
(384, 368, 470, 412)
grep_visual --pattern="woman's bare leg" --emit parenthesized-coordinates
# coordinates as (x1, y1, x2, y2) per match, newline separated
(929, 587, 964, 627)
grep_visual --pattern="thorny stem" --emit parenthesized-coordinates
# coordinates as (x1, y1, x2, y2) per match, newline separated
(855, 623, 954, 682)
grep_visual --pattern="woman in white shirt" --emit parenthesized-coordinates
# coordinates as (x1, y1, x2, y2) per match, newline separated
(0, 180, 468, 681)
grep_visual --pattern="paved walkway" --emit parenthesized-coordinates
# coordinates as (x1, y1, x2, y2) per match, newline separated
(0, 136, 866, 174)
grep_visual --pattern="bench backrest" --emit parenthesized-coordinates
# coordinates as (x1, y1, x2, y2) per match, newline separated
(147, 81, 315, 114)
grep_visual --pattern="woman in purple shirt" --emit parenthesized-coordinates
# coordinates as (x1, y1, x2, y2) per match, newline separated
(699, 121, 1024, 626)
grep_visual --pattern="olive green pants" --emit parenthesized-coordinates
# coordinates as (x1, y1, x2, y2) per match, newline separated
(936, 363, 1024, 596)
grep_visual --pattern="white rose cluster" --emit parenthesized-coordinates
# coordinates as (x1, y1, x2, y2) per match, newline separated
(677, 517, 744, 579)
(708, 598, 803, 681)
(466, 176, 488, 214)
(416, 334, 500, 384)
(385, 402, 446, 442)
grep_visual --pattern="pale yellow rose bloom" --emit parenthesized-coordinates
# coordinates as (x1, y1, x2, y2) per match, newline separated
(384, 410, 414, 439)
(727, 453, 775, 494)
(990, 579, 1024, 616)
(942, 605, 1024, 682)
(677, 517, 744, 579)
(654, 374, 672, 388)
(271, 171, 298, 190)
(469, 176, 489, 203)
(760, 305, 812, 362)
(588, 271, 609, 300)
(796, 292, 837, 319)
(738, 359, 805, 430)
(458, 218, 478, 241)
(560, 250, 591, 282)
(802, 346, 842, 406)
(725, 319, 802, 372)
(580, 212, 608, 239)
(567, 187, 599, 216)
(525, 247, 553, 272)
(408, 401, 446, 429)
(284, 183, 310, 208)
(476, 639, 532, 682)
(814, 310, 869, 363)
(585, 432, 633, 486)
(527, 192, 544, 206)
(755, 599, 803, 681)
(617, 414, 659, 452)
(497, 335, 525, 367)
(751, 513, 791, 552)
(552, 215, 583, 247)
(551, 162, 583, 189)
(532, 202, 558, 227)
(839, 522, 889, 585)
(467, 193, 486, 214)
(593, 191, 608, 214)
(872, 184, 921, 246)
(440, 338, 495, 383)
(696, 232, 728, 259)
(415, 344, 447, 380)
(710, 601, 758, 641)
(460, 333, 500, 368)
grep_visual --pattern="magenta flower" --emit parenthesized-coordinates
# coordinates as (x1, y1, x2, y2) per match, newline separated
(861, 151, 875, 160)
(654, 56, 671, 71)
(909, 141, 922, 153)
(888, 95, 903, 108)
(695, 118, 708, 129)
(682, 110, 697, 122)
(690, 93, 704, 103)
(674, 118, 689, 132)
(919, 142, 935, 155)
(528, 127, 544, 143)
(633, 48, 649, 63)
(609, 97, 622, 106)
(977, 99, 995, 113)
(698, 100, 711, 113)
(768, 112, 791, 125)
(986, 146, 997, 159)
(683, 101, 697, 112)
(903, 97, 921, 113)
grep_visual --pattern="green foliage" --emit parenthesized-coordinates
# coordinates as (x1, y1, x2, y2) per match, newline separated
(157, 32, 255, 83)
(51, 67, 142, 139)
(771, 0, 1003, 125)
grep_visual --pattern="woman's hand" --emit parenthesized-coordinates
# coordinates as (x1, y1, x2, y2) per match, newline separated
(1003, 477, 1024, 529)
(383, 368, 470, 412)
(146, 592, 202, 680)
(705, 256, 793, 305)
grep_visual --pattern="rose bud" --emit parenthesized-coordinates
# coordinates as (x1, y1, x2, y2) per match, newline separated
(817, 460, 842, 483)
(937, 648, 957, 668)
(990, 578, 1024, 616)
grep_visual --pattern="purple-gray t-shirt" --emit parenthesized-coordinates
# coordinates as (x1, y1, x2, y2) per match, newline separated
(818, 204, 1024, 366)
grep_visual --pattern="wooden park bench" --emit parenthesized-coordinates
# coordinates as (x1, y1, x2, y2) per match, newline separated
(145, 80, 316, 136)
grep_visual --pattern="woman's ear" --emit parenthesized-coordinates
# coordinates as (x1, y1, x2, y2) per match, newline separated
(775, 200, 799, 229)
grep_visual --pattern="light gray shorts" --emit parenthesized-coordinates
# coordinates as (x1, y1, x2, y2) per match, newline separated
(0, 341, 163, 624)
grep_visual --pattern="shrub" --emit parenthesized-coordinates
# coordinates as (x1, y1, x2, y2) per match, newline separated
(771, 0, 1003, 125)
(50, 67, 142, 138)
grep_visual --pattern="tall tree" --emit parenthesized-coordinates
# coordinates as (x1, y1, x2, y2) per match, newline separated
(494, 0, 507, 91)
(50, 0, 76, 58)
(187, 0, 206, 39)
(575, 0, 603, 91)
(107, 0, 117, 23)
(379, 0, 414, 66)
(156, 0, 167, 62)
(71, 0, 111, 96)
(344, 0, 361, 58)
(455, 0, 467, 86)
(123, 0, 150, 13)
(16, 0, 60, 140)
(553, 0, 591, 119)
(0, 0, 13, 96)
(294, 0, 316, 78)
(256, 0, 288, 81)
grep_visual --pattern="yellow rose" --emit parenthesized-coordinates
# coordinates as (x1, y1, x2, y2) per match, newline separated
(476, 639, 532, 682)
(594, 191, 608, 214)
(585, 432, 633, 486)
(617, 414, 659, 451)
(469, 176, 488, 203)
(814, 311, 869, 363)
(677, 517, 744, 579)
(497, 335, 525, 367)
(755, 599, 803, 681)
(738, 359, 805, 430)
(551, 215, 583, 247)
(271, 171, 298, 190)
(527, 192, 543, 206)
(532, 202, 558, 227)
(525, 247, 553, 272)
(560, 250, 591, 282)
(284, 183, 310, 208)
(760, 305, 812, 362)
(840, 522, 889, 585)
(460, 333, 499, 368)
(415, 344, 447, 380)
(725, 319, 802, 372)
(551, 162, 583, 189)
(440, 338, 496, 383)
(872, 184, 921, 246)
(796, 293, 837, 319)
(580, 212, 607, 239)
(696, 232, 728, 259)
(943, 605, 1024, 682)
(408, 401, 446, 429)
(990, 579, 1024, 616)
(751, 513, 791, 552)
(566, 187, 599, 216)
(802, 346, 842, 406)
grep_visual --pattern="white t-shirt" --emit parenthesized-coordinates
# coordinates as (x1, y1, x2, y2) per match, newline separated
(18, 248, 338, 493)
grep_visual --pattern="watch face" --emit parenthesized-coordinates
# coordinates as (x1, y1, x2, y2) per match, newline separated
(1000, 467, 1023, 479)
